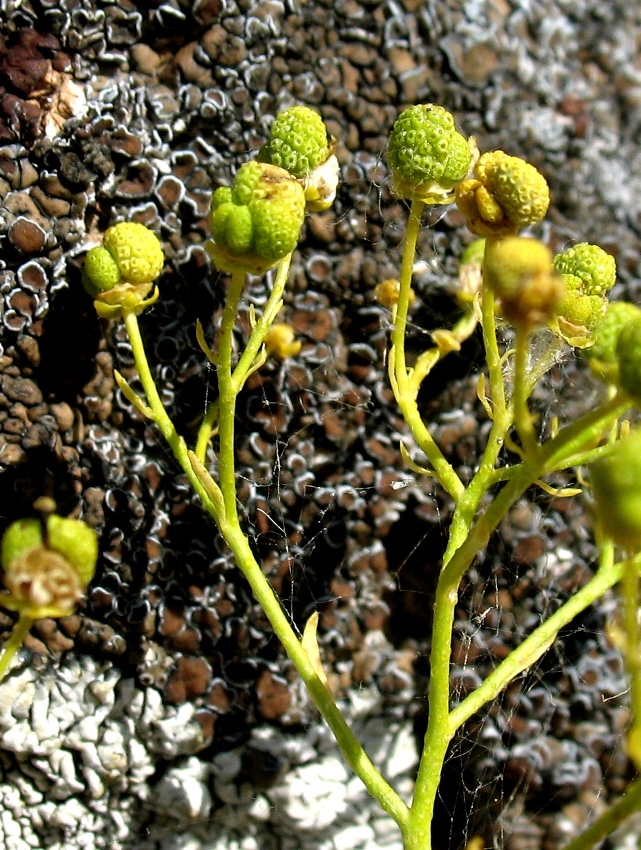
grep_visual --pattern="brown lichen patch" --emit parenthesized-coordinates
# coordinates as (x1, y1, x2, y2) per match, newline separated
(165, 655, 213, 703)
(255, 668, 292, 721)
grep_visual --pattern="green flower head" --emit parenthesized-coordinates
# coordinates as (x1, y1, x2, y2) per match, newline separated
(553, 243, 616, 297)
(82, 246, 121, 297)
(208, 161, 306, 275)
(616, 313, 641, 403)
(584, 301, 641, 381)
(591, 429, 641, 551)
(103, 222, 165, 285)
(456, 151, 550, 237)
(82, 222, 164, 319)
(387, 104, 472, 203)
(259, 106, 331, 178)
(553, 273, 608, 348)
(1, 513, 98, 620)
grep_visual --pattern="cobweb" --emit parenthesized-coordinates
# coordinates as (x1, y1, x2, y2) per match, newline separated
(86, 176, 636, 850)
(151, 248, 636, 850)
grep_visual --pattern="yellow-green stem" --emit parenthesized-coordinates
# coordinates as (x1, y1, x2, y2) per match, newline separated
(442, 289, 513, 565)
(233, 253, 292, 392)
(123, 310, 225, 520)
(391, 197, 464, 502)
(480, 284, 507, 420)
(560, 772, 641, 850)
(218, 515, 411, 831)
(622, 553, 641, 768)
(0, 614, 34, 682)
(195, 255, 292, 461)
(195, 400, 219, 462)
(450, 542, 623, 730)
(407, 393, 628, 849)
(216, 269, 246, 521)
(190, 267, 411, 832)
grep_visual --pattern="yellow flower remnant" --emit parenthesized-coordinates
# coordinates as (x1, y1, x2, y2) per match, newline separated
(456, 151, 550, 237)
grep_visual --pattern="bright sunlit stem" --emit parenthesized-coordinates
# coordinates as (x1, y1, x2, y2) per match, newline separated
(0, 615, 34, 683)
(622, 552, 641, 769)
(216, 269, 246, 521)
(123, 309, 225, 522)
(391, 197, 464, 502)
(194, 254, 293, 461)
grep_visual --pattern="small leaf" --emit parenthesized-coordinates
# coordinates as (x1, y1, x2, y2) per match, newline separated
(535, 479, 582, 498)
(302, 611, 331, 693)
(196, 320, 218, 366)
(114, 370, 153, 419)
(476, 374, 493, 419)
(400, 441, 433, 477)
(187, 451, 225, 517)
(431, 328, 461, 354)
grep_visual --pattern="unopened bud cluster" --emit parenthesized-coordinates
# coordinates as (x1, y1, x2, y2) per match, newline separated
(553, 243, 617, 347)
(386, 104, 472, 203)
(1, 512, 98, 620)
(456, 151, 550, 237)
(82, 222, 164, 318)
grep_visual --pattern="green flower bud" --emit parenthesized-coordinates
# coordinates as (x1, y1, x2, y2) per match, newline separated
(207, 161, 306, 275)
(591, 430, 641, 550)
(103, 222, 164, 285)
(259, 106, 330, 178)
(387, 104, 472, 203)
(553, 243, 616, 297)
(456, 151, 550, 237)
(1, 514, 98, 619)
(46, 515, 99, 587)
(482, 236, 563, 329)
(1, 518, 43, 571)
(584, 301, 641, 381)
(82, 246, 121, 297)
(616, 314, 641, 403)
(553, 275, 607, 348)
(83, 222, 164, 319)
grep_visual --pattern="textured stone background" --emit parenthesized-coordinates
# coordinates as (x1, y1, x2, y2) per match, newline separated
(1, 1, 641, 849)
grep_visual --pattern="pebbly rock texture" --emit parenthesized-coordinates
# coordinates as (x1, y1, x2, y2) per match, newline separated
(0, 1, 640, 848)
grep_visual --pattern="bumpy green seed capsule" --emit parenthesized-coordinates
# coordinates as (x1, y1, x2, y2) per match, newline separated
(207, 161, 306, 275)
(456, 151, 550, 236)
(46, 515, 99, 587)
(553, 243, 616, 297)
(553, 273, 608, 348)
(1, 513, 98, 619)
(103, 222, 165, 284)
(585, 301, 641, 381)
(616, 314, 641, 402)
(259, 106, 330, 178)
(1, 518, 43, 571)
(82, 246, 121, 296)
(387, 104, 472, 203)
(592, 430, 641, 550)
(83, 222, 164, 318)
